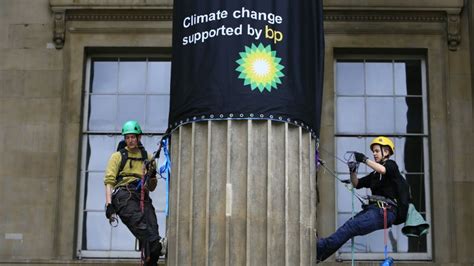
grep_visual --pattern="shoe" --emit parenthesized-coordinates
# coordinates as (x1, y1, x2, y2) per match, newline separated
(160, 237, 167, 257)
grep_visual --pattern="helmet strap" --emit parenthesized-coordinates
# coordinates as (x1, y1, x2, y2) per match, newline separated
(381, 146, 391, 160)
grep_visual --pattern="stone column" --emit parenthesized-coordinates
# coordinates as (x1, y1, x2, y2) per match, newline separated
(166, 120, 317, 266)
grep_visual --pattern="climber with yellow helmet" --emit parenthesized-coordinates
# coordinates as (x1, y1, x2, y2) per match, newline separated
(317, 136, 404, 262)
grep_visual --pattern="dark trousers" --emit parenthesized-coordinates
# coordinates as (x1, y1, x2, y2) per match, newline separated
(112, 187, 161, 265)
(317, 204, 396, 262)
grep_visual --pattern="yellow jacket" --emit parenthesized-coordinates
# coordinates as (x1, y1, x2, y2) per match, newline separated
(104, 147, 153, 188)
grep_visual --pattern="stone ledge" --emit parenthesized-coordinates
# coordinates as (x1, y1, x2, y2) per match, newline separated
(50, 0, 172, 10)
(0, 259, 166, 265)
(323, 0, 463, 13)
(48, 0, 464, 51)
(324, 11, 445, 23)
(66, 9, 172, 21)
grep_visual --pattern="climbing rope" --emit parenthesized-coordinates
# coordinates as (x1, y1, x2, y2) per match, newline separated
(317, 155, 365, 205)
(380, 203, 394, 266)
(383, 205, 388, 259)
(351, 186, 355, 266)
(140, 162, 146, 266)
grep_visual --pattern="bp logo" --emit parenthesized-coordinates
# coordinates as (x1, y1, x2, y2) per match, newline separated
(235, 43, 285, 92)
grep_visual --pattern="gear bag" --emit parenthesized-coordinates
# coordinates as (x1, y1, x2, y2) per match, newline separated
(393, 172, 411, 225)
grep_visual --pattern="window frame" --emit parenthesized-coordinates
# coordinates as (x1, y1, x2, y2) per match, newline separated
(333, 54, 432, 261)
(76, 53, 171, 259)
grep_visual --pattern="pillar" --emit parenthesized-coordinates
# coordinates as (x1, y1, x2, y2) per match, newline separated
(166, 120, 317, 265)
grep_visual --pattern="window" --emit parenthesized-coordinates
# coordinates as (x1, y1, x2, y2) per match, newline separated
(77, 55, 171, 258)
(334, 57, 432, 260)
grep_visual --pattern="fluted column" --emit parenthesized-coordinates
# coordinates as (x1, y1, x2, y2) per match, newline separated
(167, 120, 317, 266)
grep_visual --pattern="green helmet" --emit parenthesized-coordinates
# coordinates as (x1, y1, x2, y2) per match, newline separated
(121, 120, 142, 135)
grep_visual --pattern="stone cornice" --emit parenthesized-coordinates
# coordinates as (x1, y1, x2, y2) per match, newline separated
(65, 9, 172, 21)
(324, 11, 446, 23)
(50, 0, 172, 10)
(323, 0, 463, 13)
(50, 8, 172, 49)
(49, 1, 464, 51)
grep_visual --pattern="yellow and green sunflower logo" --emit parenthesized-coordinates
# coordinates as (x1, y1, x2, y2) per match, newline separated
(235, 43, 285, 92)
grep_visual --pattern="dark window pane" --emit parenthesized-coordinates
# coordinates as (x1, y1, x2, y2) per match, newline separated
(395, 97, 423, 134)
(406, 97, 423, 133)
(395, 60, 422, 96)
(394, 137, 424, 173)
(406, 174, 426, 212)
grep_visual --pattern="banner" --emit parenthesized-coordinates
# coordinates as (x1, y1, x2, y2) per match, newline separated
(169, 0, 324, 138)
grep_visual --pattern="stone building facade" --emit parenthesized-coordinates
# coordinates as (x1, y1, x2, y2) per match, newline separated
(0, 0, 472, 265)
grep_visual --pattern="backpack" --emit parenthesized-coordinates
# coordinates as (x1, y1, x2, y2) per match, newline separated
(115, 140, 148, 183)
(393, 172, 412, 225)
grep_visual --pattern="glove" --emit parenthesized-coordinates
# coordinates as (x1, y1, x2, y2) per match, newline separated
(145, 160, 158, 191)
(348, 161, 358, 173)
(105, 203, 115, 219)
(354, 152, 368, 163)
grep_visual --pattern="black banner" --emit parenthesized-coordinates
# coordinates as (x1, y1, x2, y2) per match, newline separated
(169, 1, 324, 138)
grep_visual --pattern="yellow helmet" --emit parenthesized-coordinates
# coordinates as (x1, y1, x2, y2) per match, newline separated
(370, 136, 395, 155)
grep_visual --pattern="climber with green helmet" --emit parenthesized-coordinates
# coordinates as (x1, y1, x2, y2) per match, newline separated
(104, 120, 162, 265)
(317, 136, 405, 262)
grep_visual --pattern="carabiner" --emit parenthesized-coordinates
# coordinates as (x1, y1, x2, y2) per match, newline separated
(377, 200, 387, 209)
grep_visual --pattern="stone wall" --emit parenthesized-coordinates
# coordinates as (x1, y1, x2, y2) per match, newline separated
(0, 0, 472, 265)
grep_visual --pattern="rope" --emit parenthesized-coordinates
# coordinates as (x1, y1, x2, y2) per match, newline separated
(317, 158, 366, 205)
(318, 145, 349, 165)
(351, 187, 355, 266)
(140, 162, 146, 266)
(383, 206, 388, 259)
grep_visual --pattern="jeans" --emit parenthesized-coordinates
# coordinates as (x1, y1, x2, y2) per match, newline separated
(317, 204, 396, 262)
